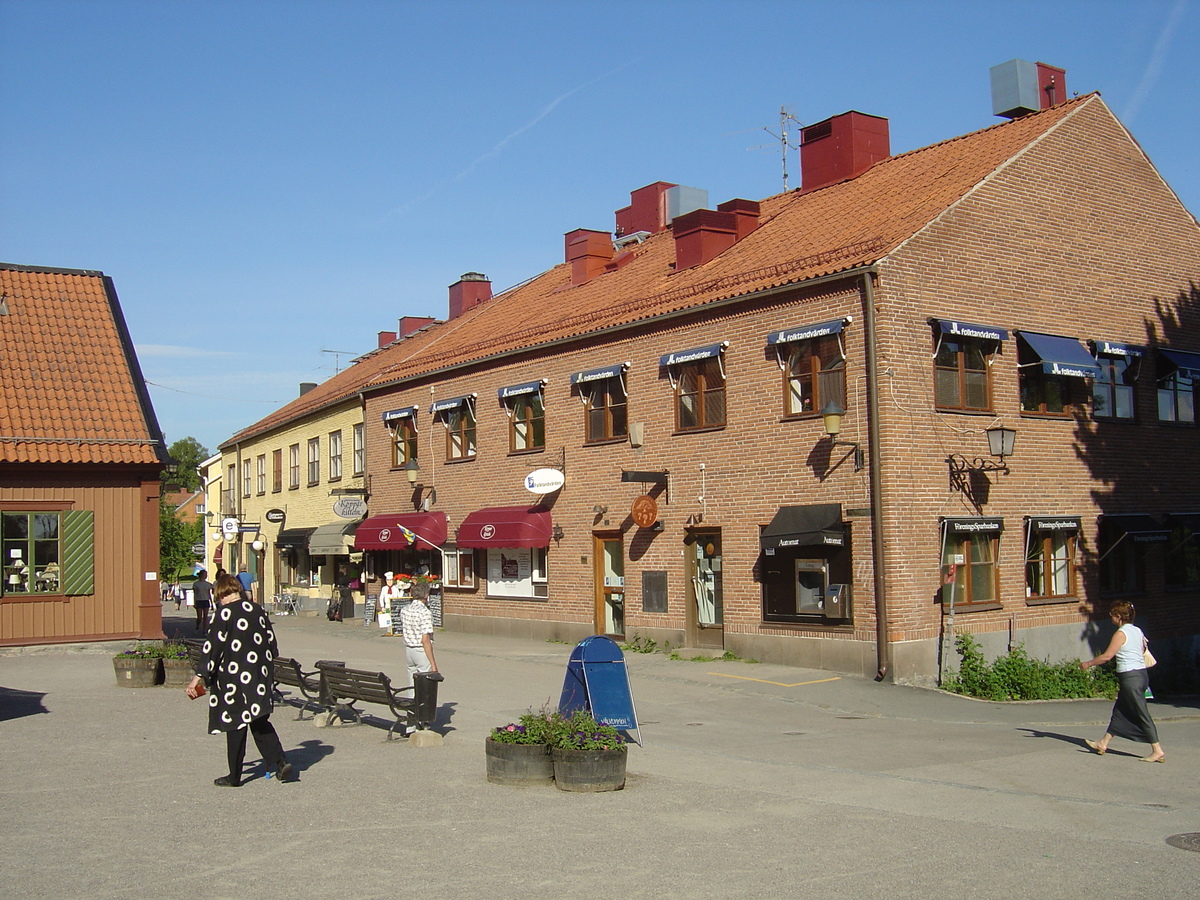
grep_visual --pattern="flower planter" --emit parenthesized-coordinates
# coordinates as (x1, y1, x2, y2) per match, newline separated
(161, 657, 194, 687)
(113, 657, 161, 688)
(485, 738, 554, 785)
(551, 746, 627, 792)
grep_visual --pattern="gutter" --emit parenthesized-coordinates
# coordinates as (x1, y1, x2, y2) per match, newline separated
(861, 270, 890, 681)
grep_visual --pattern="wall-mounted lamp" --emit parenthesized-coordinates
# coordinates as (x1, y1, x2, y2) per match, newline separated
(650, 521, 665, 533)
(404, 459, 421, 485)
(552, 524, 565, 541)
(592, 504, 608, 515)
(820, 401, 864, 471)
(947, 425, 1017, 496)
(251, 539, 265, 552)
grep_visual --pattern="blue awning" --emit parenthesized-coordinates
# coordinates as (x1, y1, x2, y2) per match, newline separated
(934, 319, 1009, 342)
(1159, 348, 1200, 380)
(497, 379, 545, 400)
(1091, 340, 1146, 358)
(767, 318, 847, 346)
(430, 393, 476, 414)
(1017, 332, 1101, 379)
(659, 342, 727, 367)
(570, 363, 628, 385)
(382, 406, 417, 423)
(943, 517, 1005, 535)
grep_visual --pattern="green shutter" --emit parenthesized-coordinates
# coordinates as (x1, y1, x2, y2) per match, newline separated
(61, 510, 95, 596)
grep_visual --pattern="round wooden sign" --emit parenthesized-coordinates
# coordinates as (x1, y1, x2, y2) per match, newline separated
(631, 495, 658, 528)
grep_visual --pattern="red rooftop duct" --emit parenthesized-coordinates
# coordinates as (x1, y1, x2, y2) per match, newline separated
(448, 273, 491, 318)
(615, 181, 677, 237)
(564, 228, 614, 286)
(1037, 62, 1067, 108)
(671, 199, 759, 270)
(799, 111, 890, 194)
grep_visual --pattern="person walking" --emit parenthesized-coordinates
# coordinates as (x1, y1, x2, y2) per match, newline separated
(1080, 600, 1165, 763)
(236, 563, 255, 602)
(187, 573, 294, 787)
(399, 580, 438, 681)
(192, 569, 213, 633)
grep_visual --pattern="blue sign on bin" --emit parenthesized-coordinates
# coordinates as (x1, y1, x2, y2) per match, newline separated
(559, 635, 640, 744)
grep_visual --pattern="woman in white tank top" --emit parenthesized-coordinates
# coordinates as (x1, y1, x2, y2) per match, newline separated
(1079, 600, 1165, 762)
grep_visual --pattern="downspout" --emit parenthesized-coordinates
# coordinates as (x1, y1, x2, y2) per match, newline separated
(862, 270, 890, 681)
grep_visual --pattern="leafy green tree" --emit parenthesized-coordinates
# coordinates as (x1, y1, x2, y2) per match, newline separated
(160, 498, 204, 582)
(163, 436, 209, 492)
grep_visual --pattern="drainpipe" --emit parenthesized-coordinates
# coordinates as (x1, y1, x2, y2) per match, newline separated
(862, 270, 890, 681)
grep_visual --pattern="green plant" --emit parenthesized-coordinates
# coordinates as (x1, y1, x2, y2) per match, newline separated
(620, 633, 658, 654)
(548, 709, 626, 751)
(490, 706, 565, 745)
(943, 632, 1118, 701)
(115, 641, 188, 660)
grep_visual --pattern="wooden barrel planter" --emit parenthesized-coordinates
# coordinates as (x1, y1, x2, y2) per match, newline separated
(551, 746, 627, 792)
(113, 657, 160, 688)
(161, 657, 194, 686)
(485, 738, 554, 785)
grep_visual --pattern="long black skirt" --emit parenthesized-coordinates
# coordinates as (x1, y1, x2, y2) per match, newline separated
(1107, 668, 1159, 744)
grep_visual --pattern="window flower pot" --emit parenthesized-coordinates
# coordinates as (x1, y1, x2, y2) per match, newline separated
(485, 737, 554, 785)
(551, 745, 627, 792)
(113, 657, 161, 688)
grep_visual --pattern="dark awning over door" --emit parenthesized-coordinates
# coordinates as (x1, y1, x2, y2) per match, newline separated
(760, 503, 845, 551)
(275, 527, 315, 549)
(353, 512, 448, 551)
(457, 507, 553, 549)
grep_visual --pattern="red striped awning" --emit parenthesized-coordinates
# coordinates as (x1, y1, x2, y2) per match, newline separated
(353, 512, 447, 551)
(457, 507, 553, 549)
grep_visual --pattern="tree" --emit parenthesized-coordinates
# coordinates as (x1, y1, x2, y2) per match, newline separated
(160, 498, 205, 582)
(164, 436, 209, 492)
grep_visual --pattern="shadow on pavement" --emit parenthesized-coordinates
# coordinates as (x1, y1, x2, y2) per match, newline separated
(0, 685, 48, 721)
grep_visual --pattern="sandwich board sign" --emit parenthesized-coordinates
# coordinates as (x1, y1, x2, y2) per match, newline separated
(559, 634, 640, 745)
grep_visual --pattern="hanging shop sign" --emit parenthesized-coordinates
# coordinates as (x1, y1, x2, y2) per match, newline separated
(265, 508, 286, 524)
(333, 497, 368, 519)
(631, 495, 658, 528)
(221, 516, 239, 536)
(524, 468, 566, 495)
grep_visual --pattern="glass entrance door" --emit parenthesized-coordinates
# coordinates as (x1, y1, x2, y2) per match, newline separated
(593, 535, 625, 637)
(686, 530, 723, 648)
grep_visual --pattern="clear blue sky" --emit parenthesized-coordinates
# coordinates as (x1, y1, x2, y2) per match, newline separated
(2, 0, 1196, 456)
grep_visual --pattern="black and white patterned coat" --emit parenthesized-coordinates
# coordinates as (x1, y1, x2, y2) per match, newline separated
(199, 598, 277, 733)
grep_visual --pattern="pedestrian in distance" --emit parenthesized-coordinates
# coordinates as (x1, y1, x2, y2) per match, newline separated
(400, 580, 438, 681)
(236, 563, 255, 602)
(186, 573, 294, 787)
(1080, 600, 1165, 763)
(192, 568, 213, 633)
(378, 571, 402, 635)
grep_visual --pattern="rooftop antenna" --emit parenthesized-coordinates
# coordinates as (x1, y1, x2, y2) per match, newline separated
(321, 348, 356, 374)
(749, 106, 802, 191)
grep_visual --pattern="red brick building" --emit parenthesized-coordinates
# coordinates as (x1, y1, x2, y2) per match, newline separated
(224, 75, 1200, 684)
(1, 264, 168, 646)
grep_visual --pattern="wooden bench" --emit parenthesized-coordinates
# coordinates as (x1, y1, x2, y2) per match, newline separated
(316, 662, 440, 741)
(272, 657, 340, 720)
(182, 639, 205, 676)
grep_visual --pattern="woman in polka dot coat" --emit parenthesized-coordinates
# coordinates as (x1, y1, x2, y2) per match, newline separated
(188, 573, 293, 787)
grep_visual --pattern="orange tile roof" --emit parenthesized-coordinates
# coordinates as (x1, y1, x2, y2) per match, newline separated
(0, 264, 165, 465)
(223, 96, 1095, 444)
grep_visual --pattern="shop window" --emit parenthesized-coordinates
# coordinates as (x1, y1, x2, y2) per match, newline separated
(307, 438, 320, 486)
(328, 430, 342, 481)
(785, 335, 845, 417)
(256, 454, 266, 495)
(288, 443, 300, 490)
(1025, 518, 1079, 602)
(484, 546, 547, 599)
(352, 424, 365, 476)
(1, 510, 93, 597)
(272, 449, 282, 493)
(1165, 523, 1200, 588)
(941, 519, 1002, 608)
(443, 547, 475, 589)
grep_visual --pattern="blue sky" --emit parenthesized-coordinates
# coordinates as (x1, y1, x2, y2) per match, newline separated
(2, 0, 1196, 456)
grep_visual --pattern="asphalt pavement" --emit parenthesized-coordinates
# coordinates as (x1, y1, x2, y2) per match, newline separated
(2, 603, 1198, 899)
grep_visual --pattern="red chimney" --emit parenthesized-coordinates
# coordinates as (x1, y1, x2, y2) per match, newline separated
(564, 229, 613, 286)
(800, 111, 890, 194)
(615, 181, 677, 236)
(1036, 62, 1066, 107)
(377, 330, 397, 348)
(672, 208, 738, 270)
(398, 316, 436, 337)
(716, 198, 760, 240)
(448, 273, 491, 318)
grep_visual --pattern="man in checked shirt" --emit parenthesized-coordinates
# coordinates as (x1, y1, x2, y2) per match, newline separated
(399, 580, 438, 682)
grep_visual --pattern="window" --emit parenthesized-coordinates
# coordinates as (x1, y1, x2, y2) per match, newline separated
(433, 397, 476, 460)
(935, 338, 992, 411)
(242, 459, 252, 498)
(584, 376, 627, 442)
(1158, 370, 1195, 423)
(1017, 332, 1097, 417)
(786, 335, 845, 416)
(484, 546, 548, 599)
(1165, 521, 1200, 588)
(353, 424, 365, 476)
(392, 418, 418, 468)
(1097, 517, 1168, 595)
(328, 430, 342, 480)
(532, 546, 548, 598)
(1091, 343, 1142, 420)
(272, 449, 282, 493)
(288, 444, 300, 490)
(500, 383, 545, 453)
(1, 510, 93, 596)
(677, 358, 725, 430)
(306, 438, 320, 485)
(941, 519, 1002, 608)
(443, 547, 476, 589)
(256, 455, 266, 495)
(1025, 518, 1079, 602)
